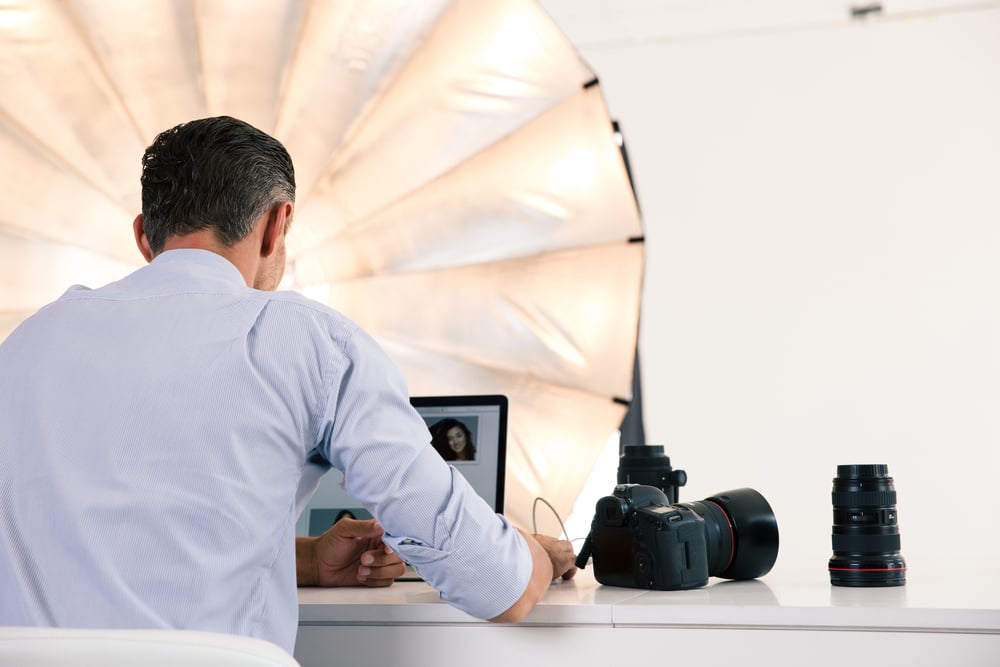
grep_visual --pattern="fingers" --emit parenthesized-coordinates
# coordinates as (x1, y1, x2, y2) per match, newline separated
(328, 517, 385, 540)
(356, 546, 407, 586)
(533, 534, 578, 580)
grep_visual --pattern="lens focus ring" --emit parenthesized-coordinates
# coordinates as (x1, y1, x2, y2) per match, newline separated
(831, 490, 896, 506)
(831, 532, 901, 554)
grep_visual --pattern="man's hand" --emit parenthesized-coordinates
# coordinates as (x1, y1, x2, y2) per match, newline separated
(532, 533, 577, 581)
(490, 529, 577, 623)
(296, 518, 407, 587)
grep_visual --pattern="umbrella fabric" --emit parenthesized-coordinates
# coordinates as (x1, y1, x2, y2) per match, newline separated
(0, 0, 643, 534)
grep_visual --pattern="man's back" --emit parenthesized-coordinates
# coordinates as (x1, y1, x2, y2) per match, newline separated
(0, 250, 347, 651)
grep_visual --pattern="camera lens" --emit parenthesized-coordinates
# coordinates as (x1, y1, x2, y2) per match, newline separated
(678, 488, 779, 580)
(617, 445, 687, 502)
(828, 464, 906, 587)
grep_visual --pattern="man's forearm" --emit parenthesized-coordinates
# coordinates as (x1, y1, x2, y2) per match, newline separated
(488, 528, 554, 623)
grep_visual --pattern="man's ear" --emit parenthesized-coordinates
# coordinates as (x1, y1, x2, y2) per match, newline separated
(133, 214, 154, 263)
(260, 201, 293, 258)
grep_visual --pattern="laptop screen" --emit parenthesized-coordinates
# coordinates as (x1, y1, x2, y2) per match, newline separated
(297, 394, 508, 537)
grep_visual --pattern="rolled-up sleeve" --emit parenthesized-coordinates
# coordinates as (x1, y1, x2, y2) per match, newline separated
(382, 461, 533, 619)
(318, 326, 532, 619)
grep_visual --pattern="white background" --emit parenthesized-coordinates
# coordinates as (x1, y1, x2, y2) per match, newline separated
(542, 1, 1000, 581)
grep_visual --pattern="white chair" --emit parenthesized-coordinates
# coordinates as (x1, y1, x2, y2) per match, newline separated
(0, 627, 301, 666)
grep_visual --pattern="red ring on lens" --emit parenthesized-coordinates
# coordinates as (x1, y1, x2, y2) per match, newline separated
(706, 500, 735, 572)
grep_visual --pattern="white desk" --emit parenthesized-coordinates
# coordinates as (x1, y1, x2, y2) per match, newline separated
(295, 569, 1000, 666)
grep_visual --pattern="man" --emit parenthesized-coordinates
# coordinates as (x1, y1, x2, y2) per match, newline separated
(0, 116, 576, 653)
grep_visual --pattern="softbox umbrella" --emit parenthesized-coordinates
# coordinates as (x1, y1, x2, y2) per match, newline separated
(0, 0, 643, 533)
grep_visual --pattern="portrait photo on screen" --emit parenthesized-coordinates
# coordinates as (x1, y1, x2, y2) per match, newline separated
(427, 415, 479, 462)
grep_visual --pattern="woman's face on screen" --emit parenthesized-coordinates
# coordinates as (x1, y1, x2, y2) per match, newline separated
(446, 425, 467, 453)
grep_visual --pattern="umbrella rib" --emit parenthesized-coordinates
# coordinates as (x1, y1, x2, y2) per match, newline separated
(59, 2, 149, 157)
(294, 236, 644, 286)
(271, 0, 317, 136)
(0, 218, 138, 267)
(377, 333, 634, 404)
(190, 0, 210, 116)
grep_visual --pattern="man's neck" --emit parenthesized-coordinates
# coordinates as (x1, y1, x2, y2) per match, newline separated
(160, 230, 259, 288)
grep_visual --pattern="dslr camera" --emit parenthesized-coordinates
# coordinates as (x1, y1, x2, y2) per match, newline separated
(575, 446, 779, 590)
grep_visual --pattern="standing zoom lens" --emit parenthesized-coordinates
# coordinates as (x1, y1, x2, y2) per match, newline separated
(828, 464, 906, 587)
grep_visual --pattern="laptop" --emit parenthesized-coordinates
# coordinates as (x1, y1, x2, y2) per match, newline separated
(297, 394, 509, 580)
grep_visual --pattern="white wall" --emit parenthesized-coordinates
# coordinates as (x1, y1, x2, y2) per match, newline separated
(560, 7, 1000, 580)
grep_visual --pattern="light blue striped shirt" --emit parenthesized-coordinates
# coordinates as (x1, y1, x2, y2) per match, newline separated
(0, 249, 531, 653)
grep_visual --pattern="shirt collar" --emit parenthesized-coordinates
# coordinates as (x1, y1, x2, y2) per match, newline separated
(148, 249, 248, 289)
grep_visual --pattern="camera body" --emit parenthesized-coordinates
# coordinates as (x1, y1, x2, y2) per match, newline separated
(589, 483, 711, 590)
(575, 447, 780, 591)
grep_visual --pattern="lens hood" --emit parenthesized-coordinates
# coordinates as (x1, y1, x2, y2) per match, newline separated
(705, 488, 780, 580)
